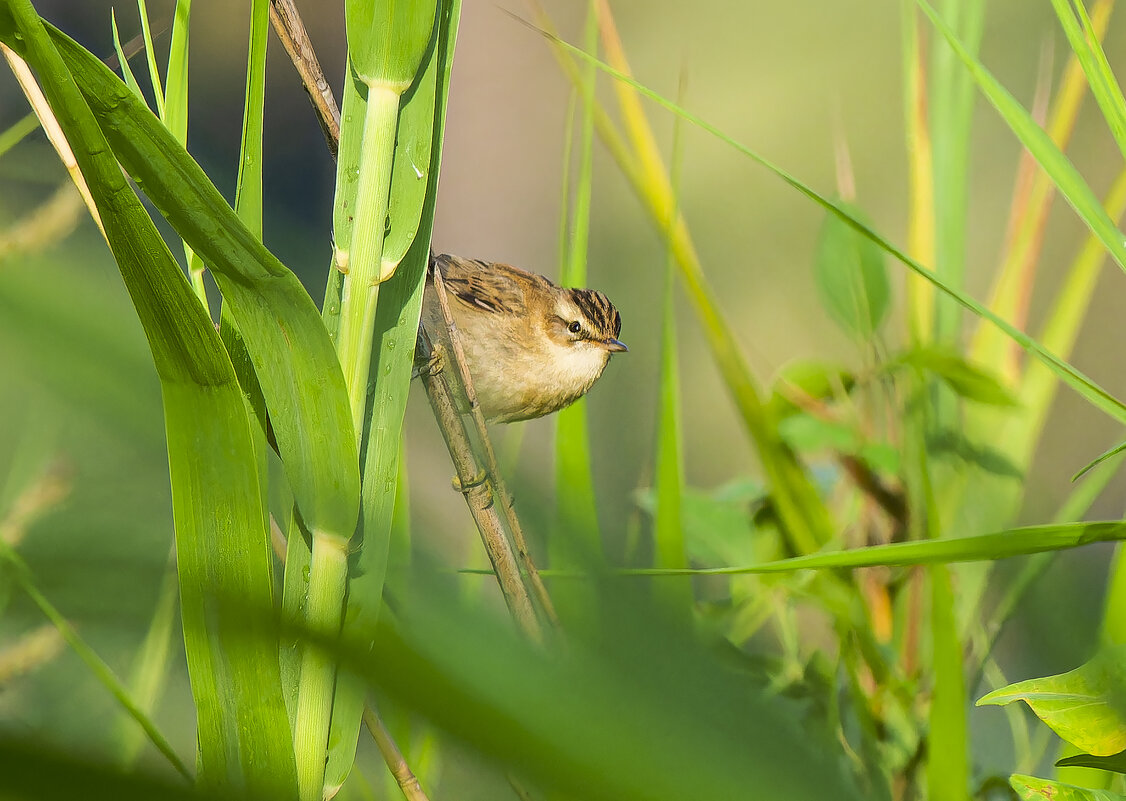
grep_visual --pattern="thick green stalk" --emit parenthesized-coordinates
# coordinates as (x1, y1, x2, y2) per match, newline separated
(335, 84, 402, 429)
(294, 84, 400, 801)
(293, 532, 350, 801)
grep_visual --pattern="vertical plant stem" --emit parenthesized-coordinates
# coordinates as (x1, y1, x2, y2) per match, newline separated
(335, 85, 401, 429)
(268, 0, 341, 158)
(294, 532, 350, 801)
(294, 83, 400, 801)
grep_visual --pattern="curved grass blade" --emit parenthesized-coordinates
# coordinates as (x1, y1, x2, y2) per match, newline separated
(44, 23, 361, 544)
(586, 1, 833, 555)
(0, 3, 296, 792)
(916, 0, 1126, 280)
(1050, 0, 1126, 163)
(606, 521, 1126, 575)
(529, 23, 1126, 427)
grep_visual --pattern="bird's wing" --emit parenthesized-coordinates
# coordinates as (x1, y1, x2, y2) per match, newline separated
(434, 254, 529, 316)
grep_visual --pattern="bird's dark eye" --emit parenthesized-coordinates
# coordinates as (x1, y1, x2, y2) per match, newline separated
(568, 320, 582, 334)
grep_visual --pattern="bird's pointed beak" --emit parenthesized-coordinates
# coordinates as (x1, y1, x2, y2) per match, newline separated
(603, 338, 629, 353)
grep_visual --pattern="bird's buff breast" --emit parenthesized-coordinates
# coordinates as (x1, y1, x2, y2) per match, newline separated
(459, 331, 610, 423)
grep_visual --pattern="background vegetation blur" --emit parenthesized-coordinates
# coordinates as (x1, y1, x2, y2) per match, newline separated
(3, 1, 1126, 799)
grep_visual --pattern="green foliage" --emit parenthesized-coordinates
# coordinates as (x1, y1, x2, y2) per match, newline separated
(1058, 752, 1126, 775)
(1011, 774, 1126, 801)
(981, 646, 1126, 758)
(892, 347, 1019, 406)
(346, 0, 436, 91)
(813, 201, 890, 341)
(9, 0, 1126, 800)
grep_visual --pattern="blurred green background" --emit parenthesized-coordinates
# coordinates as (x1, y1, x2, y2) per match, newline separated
(1, 0, 1124, 795)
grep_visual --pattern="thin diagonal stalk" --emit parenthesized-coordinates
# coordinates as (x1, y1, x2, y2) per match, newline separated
(362, 705, 432, 801)
(0, 545, 190, 780)
(416, 325, 542, 640)
(429, 265, 557, 626)
(268, 0, 340, 158)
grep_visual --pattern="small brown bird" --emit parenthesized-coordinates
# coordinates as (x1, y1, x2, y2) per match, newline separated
(420, 253, 627, 423)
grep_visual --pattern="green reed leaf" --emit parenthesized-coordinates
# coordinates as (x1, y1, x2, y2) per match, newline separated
(45, 23, 361, 544)
(0, 1, 296, 792)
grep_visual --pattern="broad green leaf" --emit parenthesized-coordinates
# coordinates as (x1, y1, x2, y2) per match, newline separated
(0, 2, 295, 793)
(894, 347, 1019, 406)
(1011, 774, 1126, 801)
(346, 0, 437, 90)
(44, 24, 361, 543)
(979, 646, 1126, 756)
(1057, 751, 1126, 774)
(813, 201, 890, 340)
